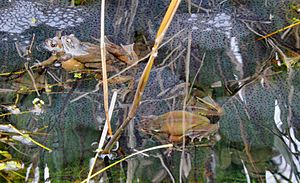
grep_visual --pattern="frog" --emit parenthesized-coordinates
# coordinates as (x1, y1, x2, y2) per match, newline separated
(40, 35, 119, 72)
(33, 33, 71, 69)
(137, 96, 222, 144)
(60, 34, 135, 66)
(59, 34, 138, 88)
(39, 34, 136, 89)
(43, 36, 64, 55)
(138, 110, 220, 144)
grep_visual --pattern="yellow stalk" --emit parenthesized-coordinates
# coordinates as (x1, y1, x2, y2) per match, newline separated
(99, 0, 112, 136)
(103, 0, 181, 153)
(8, 124, 52, 152)
(258, 19, 300, 40)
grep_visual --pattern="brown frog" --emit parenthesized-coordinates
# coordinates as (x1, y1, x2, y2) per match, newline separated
(42, 33, 139, 70)
(39, 36, 85, 71)
(60, 34, 137, 86)
(138, 111, 219, 143)
(43, 36, 64, 54)
(138, 97, 222, 144)
(61, 34, 135, 66)
(40, 34, 135, 88)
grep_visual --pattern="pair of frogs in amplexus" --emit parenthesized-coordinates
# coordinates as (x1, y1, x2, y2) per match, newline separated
(42, 33, 136, 73)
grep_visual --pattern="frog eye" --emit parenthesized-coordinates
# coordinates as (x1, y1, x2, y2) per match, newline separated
(50, 41, 57, 48)
(66, 38, 72, 43)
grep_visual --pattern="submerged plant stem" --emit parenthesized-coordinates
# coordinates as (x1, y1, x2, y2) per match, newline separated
(99, 0, 112, 136)
(81, 144, 173, 183)
(102, 0, 182, 153)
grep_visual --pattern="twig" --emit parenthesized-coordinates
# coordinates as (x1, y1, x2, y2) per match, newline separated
(28, 34, 35, 55)
(188, 52, 206, 95)
(154, 153, 175, 183)
(86, 91, 118, 182)
(15, 42, 24, 58)
(8, 124, 52, 152)
(158, 45, 181, 67)
(69, 29, 186, 103)
(257, 19, 300, 40)
(99, 0, 112, 136)
(81, 144, 173, 183)
(24, 62, 40, 96)
(103, 0, 181, 153)
(179, 31, 191, 183)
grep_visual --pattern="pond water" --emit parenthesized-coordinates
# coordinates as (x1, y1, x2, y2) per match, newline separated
(0, 0, 300, 182)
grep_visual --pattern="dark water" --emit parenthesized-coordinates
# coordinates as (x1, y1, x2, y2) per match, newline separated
(0, 0, 299, 182)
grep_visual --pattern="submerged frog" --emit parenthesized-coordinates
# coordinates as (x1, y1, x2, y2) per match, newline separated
(138, 97, 222, 144)
(138, 111, 219, 144)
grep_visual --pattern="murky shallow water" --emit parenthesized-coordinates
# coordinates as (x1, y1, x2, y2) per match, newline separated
(0, 0, 300, 182)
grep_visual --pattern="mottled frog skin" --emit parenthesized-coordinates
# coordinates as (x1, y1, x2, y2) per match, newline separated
(61, 34, 134, 65)
(61, 34, 98, 61)
(42, 34, 135, 72)
(43, 36, 64, 54)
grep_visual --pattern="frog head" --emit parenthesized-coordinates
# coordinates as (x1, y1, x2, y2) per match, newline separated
(43, 36, 64, 54)
(61, 34, 88, 56)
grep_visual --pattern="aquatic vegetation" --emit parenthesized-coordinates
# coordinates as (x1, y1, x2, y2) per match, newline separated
(0, 124, 51, 182)
(0, 0, 299, 182)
